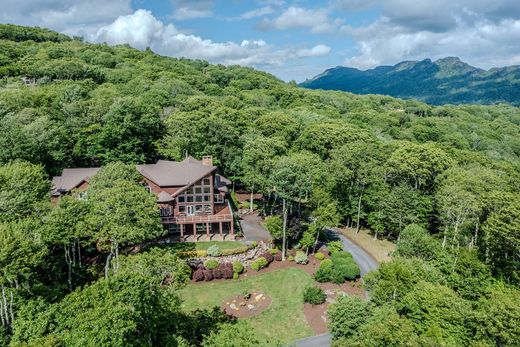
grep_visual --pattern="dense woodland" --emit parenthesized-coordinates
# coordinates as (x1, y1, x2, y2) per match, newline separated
(0, 24, 519, 346)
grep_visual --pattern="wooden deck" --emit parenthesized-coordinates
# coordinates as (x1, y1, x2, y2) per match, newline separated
(161, 203, 233, 224)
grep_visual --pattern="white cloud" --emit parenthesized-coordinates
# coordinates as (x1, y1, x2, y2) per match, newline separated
(256, 6, 341, 33)
(297, 44, 331, 57)
(0, 0, 132, 36)
(94, 10, 330, 70)
(341, 17, 520, 70)
(240, 6, 274, 20)
(170, 0, 214, 20)
(332, 0, 520, 70)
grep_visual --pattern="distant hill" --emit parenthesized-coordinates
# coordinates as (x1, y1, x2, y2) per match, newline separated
(300, 57, 520, 105)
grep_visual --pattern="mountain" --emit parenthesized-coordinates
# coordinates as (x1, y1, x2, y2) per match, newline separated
(300, 57, 520, 105)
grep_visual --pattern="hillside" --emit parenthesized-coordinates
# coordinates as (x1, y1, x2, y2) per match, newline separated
(300, 57, 520, 105)
(0, 24, 520, 347)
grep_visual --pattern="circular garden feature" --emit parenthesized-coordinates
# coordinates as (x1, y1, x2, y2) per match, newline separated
(221, 291, 272, 318)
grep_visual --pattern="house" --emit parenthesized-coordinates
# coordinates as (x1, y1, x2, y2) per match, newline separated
(51, 156, 235, 241)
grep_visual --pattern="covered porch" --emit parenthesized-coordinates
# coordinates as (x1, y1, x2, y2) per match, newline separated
(175, 221, 235, 242)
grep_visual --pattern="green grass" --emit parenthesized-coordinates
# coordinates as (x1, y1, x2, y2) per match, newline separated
(179, 268, 315, 343)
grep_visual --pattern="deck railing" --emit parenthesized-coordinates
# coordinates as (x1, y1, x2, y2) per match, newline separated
(161, 214, 233, 224)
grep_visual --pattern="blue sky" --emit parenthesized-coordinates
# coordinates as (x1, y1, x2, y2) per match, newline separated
(1, 0, 520, 81)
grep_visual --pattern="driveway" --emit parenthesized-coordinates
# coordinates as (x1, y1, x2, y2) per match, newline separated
(295, 230, 379, 347)
(239, 213, 272, 242)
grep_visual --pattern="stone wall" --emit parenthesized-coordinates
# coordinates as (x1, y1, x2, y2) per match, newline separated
(187, 241, 270, 268)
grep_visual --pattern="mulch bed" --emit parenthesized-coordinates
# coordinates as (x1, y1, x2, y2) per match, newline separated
(304, 278, 366, 334)
(221, 291, 272, 318)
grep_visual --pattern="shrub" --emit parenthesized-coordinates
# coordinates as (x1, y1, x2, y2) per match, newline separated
(327, 241, 344, 254)
(269, 248, 278, 255)
(219, 263, 234, 279)
(207, 245, 221, 257)
(193, 269, 204, 282)
(261, 252, 274, 264)
(343, 262, 361, 280)
(232, 261, 244, 274)
(303, 286, 327, 305)
(251, 241, 258, 248)
(221, 246, 249, 256)
(315, 252, 325, 260)
(203, 269, 213, 281)
(213, 268, 223, 279)
(204, 259, 219, 270)
(274, 252, 282, 261)
(233, 272, 239, 280)
(331, 251, 353, 262)
(328, 296, 370, 339)
(251, 257, 268, 271)
(288, 256, 294, 262)
(315, 259, 334, 283)
(295, 251, 308, 264)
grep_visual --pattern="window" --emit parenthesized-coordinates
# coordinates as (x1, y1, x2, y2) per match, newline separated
(203, 178, 211, 186)
(195, 195, 203, 202)
(144, 185, 152, 193)
(194, 187, 202, 194)
(203, 195, 210, 202)
(179, 206, 186, 213)
(203, 187, 210, 194)
(160, 207, 172, 217)
(187, 196, 194, 202)
(178, 196, 185, 203)
(214, 194, 224, 203)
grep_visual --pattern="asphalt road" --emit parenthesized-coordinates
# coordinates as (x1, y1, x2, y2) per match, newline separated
(295, 231, 379, 347)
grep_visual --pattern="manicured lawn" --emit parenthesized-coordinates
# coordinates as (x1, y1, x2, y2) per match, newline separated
(161, 241, 245, 253)
(178, 268, 315, 344)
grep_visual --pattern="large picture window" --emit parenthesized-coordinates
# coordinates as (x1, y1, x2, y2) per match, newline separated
(176, 176, 213, 214)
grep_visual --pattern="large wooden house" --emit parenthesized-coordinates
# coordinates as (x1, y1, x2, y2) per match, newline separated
(51, 156, 235, 241)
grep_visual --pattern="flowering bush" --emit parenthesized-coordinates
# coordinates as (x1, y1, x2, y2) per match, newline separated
(314, 252, 325, 260)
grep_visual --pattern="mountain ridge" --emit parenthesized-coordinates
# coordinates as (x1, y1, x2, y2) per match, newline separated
(300, 57, 520, 105)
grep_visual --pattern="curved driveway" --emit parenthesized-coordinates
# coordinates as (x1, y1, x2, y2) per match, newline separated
(295, 230, 379, 347)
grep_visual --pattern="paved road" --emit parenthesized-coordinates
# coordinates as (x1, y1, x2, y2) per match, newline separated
(295, 231, 379, 347)
(239, 213, 272, 242)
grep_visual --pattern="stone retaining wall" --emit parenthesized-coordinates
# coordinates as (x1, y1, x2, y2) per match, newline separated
(187, 241, 270, 268)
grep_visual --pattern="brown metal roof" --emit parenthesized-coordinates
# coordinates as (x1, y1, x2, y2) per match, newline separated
(157, 191, 175, 203)
(51, 167, 101, 193)
(136, 157, 216, 187)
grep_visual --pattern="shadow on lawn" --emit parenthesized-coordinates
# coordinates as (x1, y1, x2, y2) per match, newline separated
(176, 307, 236, 345)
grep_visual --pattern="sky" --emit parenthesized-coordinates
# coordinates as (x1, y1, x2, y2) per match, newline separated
(1, 0, 520, 82)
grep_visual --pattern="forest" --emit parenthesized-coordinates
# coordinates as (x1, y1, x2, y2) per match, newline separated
(0, 24, 519, 346)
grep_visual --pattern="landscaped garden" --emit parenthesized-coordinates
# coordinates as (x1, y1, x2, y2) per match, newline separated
(179, 268, 315, 343)
(175, 239, 365, 343)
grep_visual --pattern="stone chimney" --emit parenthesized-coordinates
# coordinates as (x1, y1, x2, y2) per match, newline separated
(202, 155, 213, 166)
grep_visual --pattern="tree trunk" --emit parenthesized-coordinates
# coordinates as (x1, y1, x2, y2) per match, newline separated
(104, 252, 113, 280)
(2, 286, 9, 326)
(282, 198, 287, 261)
(250, 187, 254, 213)
(65, 247, 72, 291)
(356, 192, 363, 233)
(474, 221, 479, 247)
(312, 226, 320, 254)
